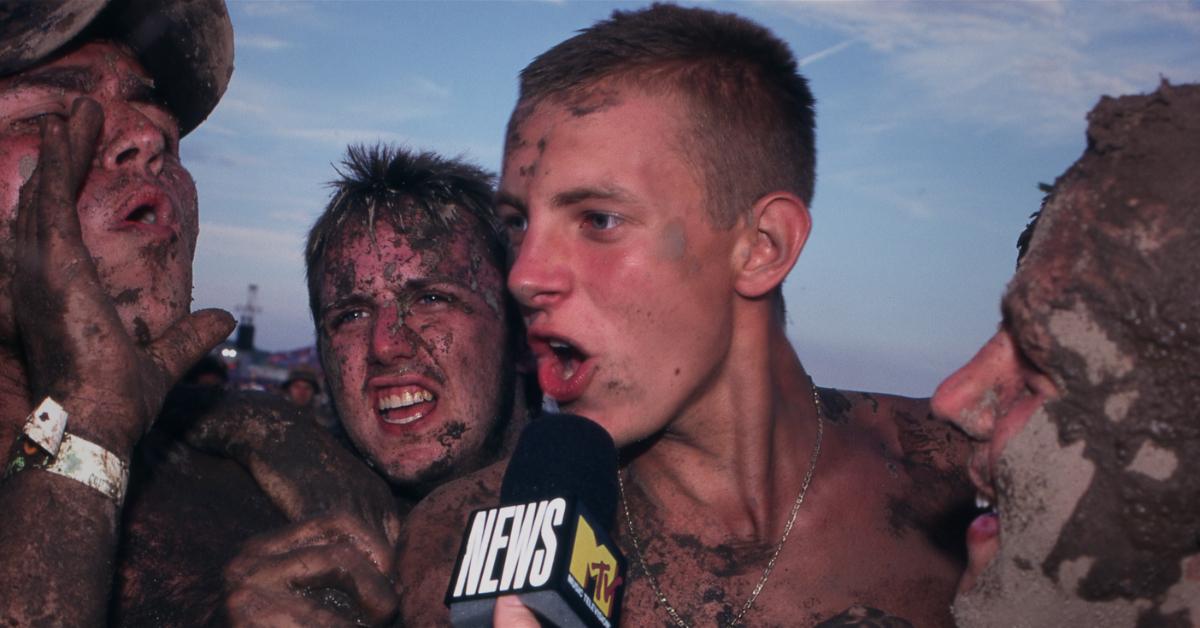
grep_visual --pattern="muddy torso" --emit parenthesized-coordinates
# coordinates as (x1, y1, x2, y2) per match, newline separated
(398, 390, 973, 627)
(111, 388, 288, 627)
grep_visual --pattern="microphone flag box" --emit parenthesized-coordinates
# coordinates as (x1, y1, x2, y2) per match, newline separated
(445, 495, 626, 628)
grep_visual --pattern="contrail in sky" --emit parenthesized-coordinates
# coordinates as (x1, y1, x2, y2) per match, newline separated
(798, 38, 857, 66)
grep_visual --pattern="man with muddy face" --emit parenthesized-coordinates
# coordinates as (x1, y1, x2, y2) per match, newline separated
(308, 144, 523, 498)
(933, 81, 1200, 627)
(1, 3, 398, 625)
(396, 5, 974, 627)
(220, 145, 533, 625)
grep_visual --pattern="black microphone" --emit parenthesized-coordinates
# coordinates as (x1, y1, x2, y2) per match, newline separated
(445, 413, 626, 627)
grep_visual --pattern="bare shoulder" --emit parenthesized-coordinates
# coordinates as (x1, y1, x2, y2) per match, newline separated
(819, 386, 974, 559)
(818, 387, 968, 482)
(394, 460, 507, 625)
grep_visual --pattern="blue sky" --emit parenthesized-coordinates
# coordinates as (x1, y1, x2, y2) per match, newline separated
(183, 0, 1200, 397)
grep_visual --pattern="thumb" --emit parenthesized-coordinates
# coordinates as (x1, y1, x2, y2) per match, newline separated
(149, 308, 237, 384)
(494, 595, 541, 628)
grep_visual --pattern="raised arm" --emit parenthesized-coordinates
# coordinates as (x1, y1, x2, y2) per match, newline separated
(0, 100, 233, 624)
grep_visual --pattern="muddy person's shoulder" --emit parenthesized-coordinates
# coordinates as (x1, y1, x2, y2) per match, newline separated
(394, 461, 506, 625)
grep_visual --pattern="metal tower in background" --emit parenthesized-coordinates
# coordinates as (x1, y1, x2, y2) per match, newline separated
(234, 284, 260, 351)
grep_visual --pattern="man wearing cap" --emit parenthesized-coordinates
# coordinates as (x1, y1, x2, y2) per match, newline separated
(282, 367, 321, 411)
(0, 2, 396, 624)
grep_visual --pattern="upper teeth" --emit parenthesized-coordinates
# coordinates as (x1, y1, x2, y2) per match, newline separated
(139, 212, 157, 224)
(379, 389, 434, 411)
(549, 340, 570, 350)
(975, 494, 993, 511)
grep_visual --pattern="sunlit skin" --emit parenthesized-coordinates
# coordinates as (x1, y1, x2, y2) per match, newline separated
(317, 216, 509, 489)
(499, 91, 742, 448)
(404, 87, 967, 627)
(0, 41, 197, 349)
(932, 318, 1059, 592)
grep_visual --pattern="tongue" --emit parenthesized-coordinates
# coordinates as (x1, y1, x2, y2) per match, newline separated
(537, 354, 593, 403)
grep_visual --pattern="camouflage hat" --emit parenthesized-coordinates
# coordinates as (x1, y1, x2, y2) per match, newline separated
(0, 0, 234, 136)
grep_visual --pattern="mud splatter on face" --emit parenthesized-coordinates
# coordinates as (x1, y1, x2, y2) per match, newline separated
(953, 82, 1200, 627)
(316, 212, 512, 492)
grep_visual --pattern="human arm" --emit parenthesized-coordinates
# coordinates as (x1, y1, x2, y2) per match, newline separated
(0, 99, 233, 624)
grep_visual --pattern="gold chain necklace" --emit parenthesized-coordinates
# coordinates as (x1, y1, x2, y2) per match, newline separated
(617, 380, 826, 628)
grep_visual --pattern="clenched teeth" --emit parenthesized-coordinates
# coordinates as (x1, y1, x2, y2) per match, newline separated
(379, 388, 435, 411)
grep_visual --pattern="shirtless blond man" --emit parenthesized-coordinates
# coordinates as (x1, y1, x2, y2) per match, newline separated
(398, 5, 972, 626)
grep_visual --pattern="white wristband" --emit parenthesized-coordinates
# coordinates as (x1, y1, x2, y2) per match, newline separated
(43, 432, 129, 505)
(17, 396, 129, 505)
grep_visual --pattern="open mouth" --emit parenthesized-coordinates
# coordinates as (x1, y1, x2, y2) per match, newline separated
(961, 459, 1001, 591)
(114, 187, 176, 239)
(377, 386, 437, 426)
(530, 334, 595, 404)
(126, 203, 159, 225)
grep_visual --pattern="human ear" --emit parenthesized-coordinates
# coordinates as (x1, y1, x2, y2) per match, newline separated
(732, 192, 811, 299)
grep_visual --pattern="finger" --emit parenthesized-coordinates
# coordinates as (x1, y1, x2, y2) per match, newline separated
(239, 513, 393, 574)
(147, 307, 236, 377)
(15, 154, 39, 263)
(494, 595, 543, 628)
(241, 543, 398, 626)
(35, 115, 85, 246)
(66, 98, 103, 191)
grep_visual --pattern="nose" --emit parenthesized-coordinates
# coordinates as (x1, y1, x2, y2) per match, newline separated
(507, 221, 570, 311)
(931, 331, 1015, 441)
(369, 302, 417, 364)
(100, 106, 167, 176)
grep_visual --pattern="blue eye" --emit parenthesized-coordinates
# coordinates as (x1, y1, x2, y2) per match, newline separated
(583, 212, 622, 230)
(503, 213, 528, 233)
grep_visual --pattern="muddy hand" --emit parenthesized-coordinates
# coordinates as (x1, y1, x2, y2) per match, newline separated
(223, 512, 398, 627)
(13, 98, 234, 456)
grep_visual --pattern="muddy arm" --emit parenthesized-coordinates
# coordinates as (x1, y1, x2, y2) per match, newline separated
(0, 102, 232, 624)
(182, 390, 402, 545)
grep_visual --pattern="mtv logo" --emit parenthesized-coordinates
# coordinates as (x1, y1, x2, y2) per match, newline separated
(568, 516, 623, 618)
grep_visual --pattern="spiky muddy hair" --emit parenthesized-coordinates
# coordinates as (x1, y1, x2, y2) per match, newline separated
(304, 143, 502, 325)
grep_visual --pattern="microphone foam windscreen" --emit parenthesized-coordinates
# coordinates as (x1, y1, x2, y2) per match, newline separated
(500, 413, 619, 526)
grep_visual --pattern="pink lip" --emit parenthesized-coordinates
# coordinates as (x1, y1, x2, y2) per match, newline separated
(109, 185, 177, 240)
(526, 328, 596, 405)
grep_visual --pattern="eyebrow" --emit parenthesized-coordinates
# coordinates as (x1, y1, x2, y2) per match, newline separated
(495, 191, 527, 213)
(120, 72, 161, 106)
(7, 67, 97, 93)
(551, 185, 634, 208)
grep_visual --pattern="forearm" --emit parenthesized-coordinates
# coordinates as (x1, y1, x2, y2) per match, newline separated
(0, 469, 121, 625)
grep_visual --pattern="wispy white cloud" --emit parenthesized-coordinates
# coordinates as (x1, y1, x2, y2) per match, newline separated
(237, 2, 316, 18)
(276, 127, 414, 148)
(766, 0, 1200, 137)
(207, 71, 451, 146)
(236, 33, 291, 51)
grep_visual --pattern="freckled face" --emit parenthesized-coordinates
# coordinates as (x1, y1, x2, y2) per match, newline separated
(317, 216, 509, 488)
(499, 91, 740, 446)
(0, 41, 198, 346)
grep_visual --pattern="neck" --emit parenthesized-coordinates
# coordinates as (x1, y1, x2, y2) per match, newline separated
(0, 344, 31, 463)
(623, 317, 823, 541)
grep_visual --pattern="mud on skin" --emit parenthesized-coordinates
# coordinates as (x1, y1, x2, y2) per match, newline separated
(954, 82, 1200, 627)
